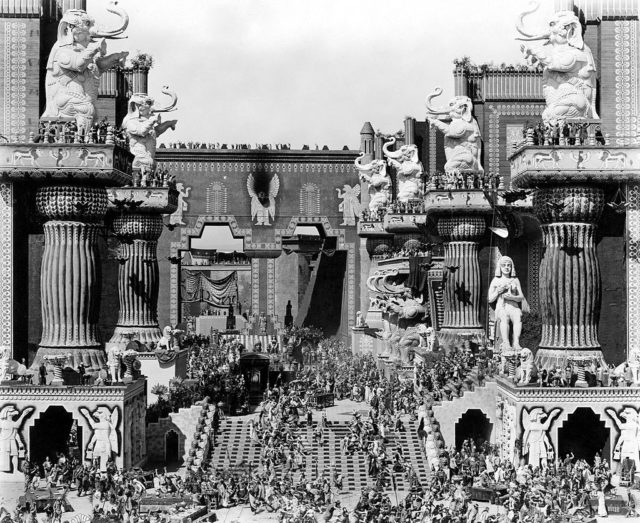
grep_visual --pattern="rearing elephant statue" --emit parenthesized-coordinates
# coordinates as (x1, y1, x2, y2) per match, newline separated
(354, 153, 391, 213)
(42, 2, 129, 136)
(382, 137, 423, 202)
(426, 88, 484, 174)
(122, 87, 178, 172)
(516, 2, 599, 124)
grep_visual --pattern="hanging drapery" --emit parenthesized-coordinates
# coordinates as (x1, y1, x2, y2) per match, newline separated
(181, 270, 238, 307)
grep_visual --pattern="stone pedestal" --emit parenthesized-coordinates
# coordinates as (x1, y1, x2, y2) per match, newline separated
(531, 186, 605, 367)
(510, 143, 640, 367)
(32, 185, 108, 371)
(436, 215, 486, 339)
(110, 214, 164, 345)
(107, 187, 177, 346)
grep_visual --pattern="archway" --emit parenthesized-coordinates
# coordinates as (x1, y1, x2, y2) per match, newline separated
(30, 406, 82, 465)
(165, 430, 180, 465)
(455, 409, 493, 450)
(558, 408, 610, 465)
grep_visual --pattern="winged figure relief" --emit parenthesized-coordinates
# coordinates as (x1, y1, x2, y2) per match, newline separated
(247, 172, 280, 226)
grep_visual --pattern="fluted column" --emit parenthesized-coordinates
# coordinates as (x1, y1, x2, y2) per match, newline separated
(533, 185, 605, 367)
(109, 213, 163, 345)
(437, 215, 486, 337)
(31, 185, 108, 371)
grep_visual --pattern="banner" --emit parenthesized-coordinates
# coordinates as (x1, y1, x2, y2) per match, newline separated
(181, 270, 238, 307)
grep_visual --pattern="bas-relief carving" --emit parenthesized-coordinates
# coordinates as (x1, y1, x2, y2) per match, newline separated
(206, 182, 228, 215)
(426, 88, 483, 174)
(0, 405, 34, 477)
(168, 182, 191, 226)
(382, 137, 423, 202)
(354, 154, 390, 214)
(521, 406, 561, 469)
(299, 183, 320, 216)
(80, 405, 120, 472)
(607, 406, 640, 470)
(336, 184, 361, 226)
(516, 3, 598, 124)
(247, 173, 280, 226)
(42, 4, 129, 135)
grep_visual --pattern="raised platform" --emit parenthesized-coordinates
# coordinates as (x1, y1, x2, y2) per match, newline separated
(0, 379, 147, 480)
(139, 349, 189, 406)
(495, 378, 640, 469)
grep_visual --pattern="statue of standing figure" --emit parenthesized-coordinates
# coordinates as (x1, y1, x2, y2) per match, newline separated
(488, 256, 529, 352)
(0, 406, 34, 475)
(336, 184, 362, 226)
(42, 4, 129, 136)
(522, 407, 561, 469)
(80, 406, 120, 472)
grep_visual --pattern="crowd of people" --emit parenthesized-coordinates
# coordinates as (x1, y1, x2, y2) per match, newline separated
(158, 141, 349, 151)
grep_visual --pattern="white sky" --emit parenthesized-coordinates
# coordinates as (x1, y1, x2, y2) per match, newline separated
(90, 0, 554, 149)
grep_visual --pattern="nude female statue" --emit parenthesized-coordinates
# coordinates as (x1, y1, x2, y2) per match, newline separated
(488, 256, 529, 351)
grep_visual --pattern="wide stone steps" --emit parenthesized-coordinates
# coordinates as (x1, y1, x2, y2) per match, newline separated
(209, 416, 430, 493)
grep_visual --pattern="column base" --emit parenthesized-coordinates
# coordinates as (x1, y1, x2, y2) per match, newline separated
(437, 328, 485, 349)
(109, 326, 163, 346)
(30, 347, 106, 373)
(535, 348, 606, 369)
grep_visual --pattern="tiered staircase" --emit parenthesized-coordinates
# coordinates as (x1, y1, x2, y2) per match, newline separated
(209, 417, 430, 492)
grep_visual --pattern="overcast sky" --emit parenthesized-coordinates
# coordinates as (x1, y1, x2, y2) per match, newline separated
(90, 0, 553, 149)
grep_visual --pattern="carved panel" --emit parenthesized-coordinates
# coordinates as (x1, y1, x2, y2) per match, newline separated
(299, 183, 320, 216)
(527, 240, 542, 313)
(627, 183, 640, 364)
(615, 20, 639, 146)
(0, 183, 12, 350)
(2, 21, 27, 142)
(205, 181, 228, 215)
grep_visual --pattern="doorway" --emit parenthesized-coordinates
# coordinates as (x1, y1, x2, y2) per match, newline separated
(455, 409, 493, 450)
(30, 406, 81, 465)
(558, 408, 610, 465)
(165, 430, 180, 465)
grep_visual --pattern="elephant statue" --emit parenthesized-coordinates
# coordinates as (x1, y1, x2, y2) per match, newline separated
(42, 2, 129, 137)
(354, 153, 391, 214)
(516, 2, 599, 124)
(426, 88, 484, 174)
(122, 87, 178, 172)
(382, 137, 423, 202)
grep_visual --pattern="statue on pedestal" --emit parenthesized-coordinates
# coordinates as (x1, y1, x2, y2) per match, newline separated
(80, 406, 120, 472)
(122, 88, 178, 172)
(488, 256, 528, 352)
(106, 345, 122, 383)
(516, 3, 598, 124)
(42, 3, 129, 135)
(0, 406, 34, 475)
(382, 137, 423, 202)
(522, 407, 561, 469)
(426, 88, 483, 174)
(354, 154, 391, 215)
(607, 407, 640, 470)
